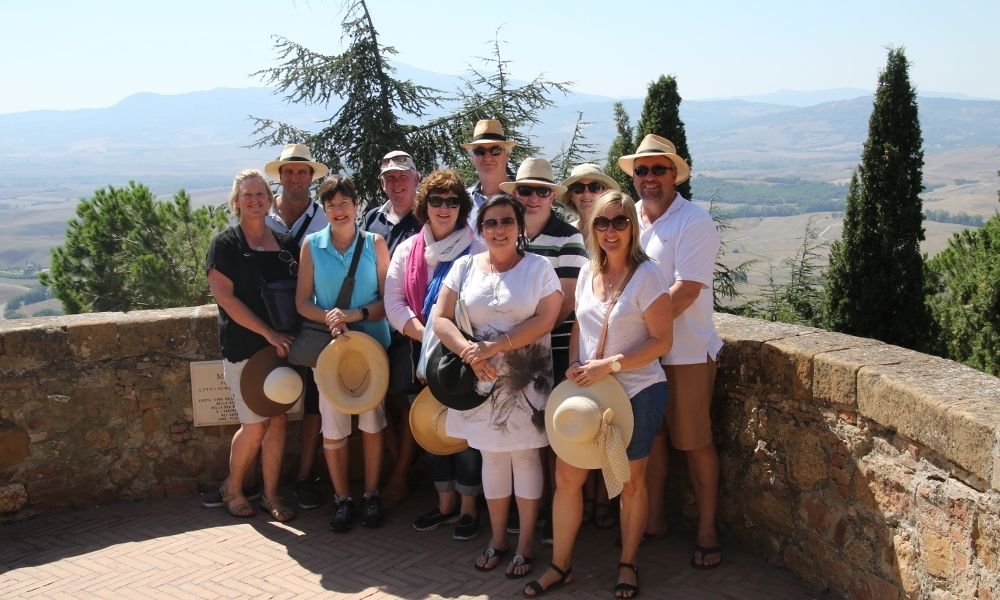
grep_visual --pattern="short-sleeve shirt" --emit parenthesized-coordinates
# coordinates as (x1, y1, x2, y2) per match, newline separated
(527, 212, 587, 361)
(575, 261, 670, 397)
(304, 227, 391, 348)
(637, 193, 723, 365)
(362, 201, 421, 258)
(206, 226, 298, 362)
(266, 199, 328, 247)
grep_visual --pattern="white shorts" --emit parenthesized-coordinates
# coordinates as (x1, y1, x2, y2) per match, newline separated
(315, 372, 387, 440)
(223, 359, 268, 425)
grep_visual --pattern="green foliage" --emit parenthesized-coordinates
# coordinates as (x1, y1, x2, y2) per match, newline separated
(605, 102, 635, 194)
(824, 48, 930, 350)
(551, 112, 599, 181)
(39, 182, 228, 314)
(709, 199, 755, 313)
(637, 75, 693, 199)
(698, 176, 847, 216)
(756, 218, 828, 326)
(923, 209, 985, 227)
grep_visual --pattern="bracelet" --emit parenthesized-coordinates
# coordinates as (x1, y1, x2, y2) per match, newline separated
(503, 333, 514, 349)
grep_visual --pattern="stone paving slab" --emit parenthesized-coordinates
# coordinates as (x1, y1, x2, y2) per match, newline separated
(1, 488, 821, 599)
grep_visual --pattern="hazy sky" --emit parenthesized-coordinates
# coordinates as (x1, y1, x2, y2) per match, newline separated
(4, 0, 998, 115)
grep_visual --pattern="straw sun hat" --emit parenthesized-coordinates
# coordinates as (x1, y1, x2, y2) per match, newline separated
(460, 119, 518, 150)
(617, 134, 690, 184)
(410, 387, 468, 456)
(264, 143, 329, 182)
(498, 157, 568, 196)
(315, 331, 390, 415)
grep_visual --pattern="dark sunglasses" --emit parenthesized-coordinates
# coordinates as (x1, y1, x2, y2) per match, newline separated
(516, 185, 553, 198)
(593, 215, 631, 232)
(427, 195, 461, 209)
(569, 182, 606, 194)
(633, 164, 674, 177)
(482, 216, 518, 230)
(472, 146, 504, 157)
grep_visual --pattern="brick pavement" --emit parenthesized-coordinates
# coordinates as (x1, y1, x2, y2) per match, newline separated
(1, 487, 821, 599)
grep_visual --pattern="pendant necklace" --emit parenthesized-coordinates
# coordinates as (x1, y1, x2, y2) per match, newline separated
(489, 255, 516, 306)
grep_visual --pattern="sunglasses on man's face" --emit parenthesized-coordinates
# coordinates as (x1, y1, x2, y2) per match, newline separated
(427, 195, 461, 209)
(633, 164, 674, 177)
(569, 182, 605, 195)
(593, 215, 631, 232)
(482, 216, 518, 230)
(473, 146, 504, 157)
(516, 186, 553, 198)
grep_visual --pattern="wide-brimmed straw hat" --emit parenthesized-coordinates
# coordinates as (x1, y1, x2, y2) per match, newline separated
(410, 387, 469, 456)
(557, 163, 621, 206)
(264, 143, 329, 182)
(460, 119, 518, 150)
(240, 347, 305, 417)
(498, 157, 568, 195)
(315, 331, 389, 415)
(617, 134, 690, 184)
(545, 377, 633, 470)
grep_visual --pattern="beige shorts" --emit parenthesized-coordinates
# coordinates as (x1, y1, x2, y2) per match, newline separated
(315, 372, 386, 441)
(663, 357, 717, 451)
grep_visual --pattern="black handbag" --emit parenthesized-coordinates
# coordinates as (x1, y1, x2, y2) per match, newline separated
(236, 226, 300, 332)
(287, 232, 366, 367)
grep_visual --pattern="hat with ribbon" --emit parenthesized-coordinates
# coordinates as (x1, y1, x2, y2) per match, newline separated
(617, 134, 690, 184)
(460, 119, 518, 150)
(315, 331, 390, 414)
(409, 387, 469, 456)
(240, 347, 305, 417)
(498, 157, 568, 195)
(557, 163, 621, 207)
(545, 377, 633, 498)
(264, 143, 329, 182)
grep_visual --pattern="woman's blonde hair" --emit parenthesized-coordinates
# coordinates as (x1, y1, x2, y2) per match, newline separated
(584, 191, 650, 272)
(227, 169, 275, 218)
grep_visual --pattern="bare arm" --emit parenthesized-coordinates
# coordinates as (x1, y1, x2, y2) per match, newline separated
(209, 268, 294, 357)
(460, 290, 563, 371)
(554, 277, 577, 327)
(670, 279, 703, 318)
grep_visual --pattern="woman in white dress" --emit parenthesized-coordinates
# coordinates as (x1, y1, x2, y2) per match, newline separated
(432, 193, 562, 579)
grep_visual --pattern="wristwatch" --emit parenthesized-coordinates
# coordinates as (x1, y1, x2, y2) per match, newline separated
(359, 306, 370, 321)
(609, 358, 622, 373)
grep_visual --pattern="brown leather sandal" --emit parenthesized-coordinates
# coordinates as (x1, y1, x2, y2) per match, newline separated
(260, 496, 295, 522)
(221, 482, 255, 518)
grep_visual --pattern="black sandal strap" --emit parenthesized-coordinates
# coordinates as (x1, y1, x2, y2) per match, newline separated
(618, 562, 638, 573)
(550, 562, 571, 579)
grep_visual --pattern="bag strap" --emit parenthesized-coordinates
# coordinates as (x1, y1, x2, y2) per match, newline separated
(235, 225, 274, 290)
(595, 263, 639, 360)
(292, 203, 318, 246)
(334, 231, 367, 309)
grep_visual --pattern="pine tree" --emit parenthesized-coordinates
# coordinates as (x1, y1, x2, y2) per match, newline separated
(758, 217, 828, 325)
(824, 48, 930, 349)
(709, 199, 755, 313)
(605, 102, 635, 194)
(636, 75, 693, 199)
(551, 112, 599, 181)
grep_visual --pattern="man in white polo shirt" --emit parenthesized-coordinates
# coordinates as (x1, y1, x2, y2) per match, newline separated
(619, 134, 724, 570)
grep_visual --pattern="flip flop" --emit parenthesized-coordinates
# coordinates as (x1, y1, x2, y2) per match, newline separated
(690, 545, 723, 570)
(474, 545, 510, 572)
(505, 554, 534, 579)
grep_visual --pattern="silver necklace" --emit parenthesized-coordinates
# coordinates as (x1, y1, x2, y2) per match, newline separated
(488, 255, 516, 306)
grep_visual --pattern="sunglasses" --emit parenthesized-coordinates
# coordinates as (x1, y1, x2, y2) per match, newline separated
(427, 195, 461, 209)
(633, 164, 674, 177)
(482, 216, 518, 230)
(472, 146, 504, 157)
(569, 182, 606, 195)
(593, 215, 631, 232)
(516, 185, 553, 198)
(278, 249, 299, 276)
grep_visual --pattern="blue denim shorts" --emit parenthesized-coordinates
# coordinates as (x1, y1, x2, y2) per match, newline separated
(626, 381, 668, 460)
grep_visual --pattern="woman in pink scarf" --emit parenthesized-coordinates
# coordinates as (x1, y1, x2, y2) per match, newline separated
(385, 170, 485, 541)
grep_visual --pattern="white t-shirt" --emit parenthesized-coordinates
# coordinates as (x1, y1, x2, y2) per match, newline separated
(575, 261, 670, 397)
(443, 252, 561, 452)
(637, 193, 724, 365)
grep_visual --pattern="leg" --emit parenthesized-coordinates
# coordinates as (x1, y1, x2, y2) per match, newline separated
(508, 448, 544, 577)
(383, 393, 417, 507)
(643, 432, 669, 536)
(524, 458, 587, 595)
(259, 414, 287, 500)
(453, 448, 484, 540)
(359, 404, 387, 528)
(223, 421, 266, 516)
(617, 458, 649, 598)
(687, 444, 721, 568)
(477, 450, 512, 570)
(362, 429, 383, 495)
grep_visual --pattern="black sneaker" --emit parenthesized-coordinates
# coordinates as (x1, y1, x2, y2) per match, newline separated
(200, 483, 261, 508)
(293, 476, 322, 510)
(453, 513, 482, 541)
(360, 495, 383, 529)
(540, 517, 553, 546)
(506, 505, 520, 534)
(329, 498, 354, 533)
(413, 507, 460, 532)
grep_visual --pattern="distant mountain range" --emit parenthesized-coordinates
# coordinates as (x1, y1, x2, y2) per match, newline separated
(1, 64, 998, 195)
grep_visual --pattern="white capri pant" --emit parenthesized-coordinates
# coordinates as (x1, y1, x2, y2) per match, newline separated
(223, 359, 268, 425)
(315, 372, 387, 440)
(480, 448, 544, 500)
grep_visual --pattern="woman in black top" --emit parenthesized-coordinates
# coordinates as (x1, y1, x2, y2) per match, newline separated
(205, 169, 298, 521)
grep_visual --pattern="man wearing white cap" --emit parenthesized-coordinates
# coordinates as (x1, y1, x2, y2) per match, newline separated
(361, 150, 422, 508)
(618, 134, 724, 570)
(264, 143, 330, 511)
(462, 119, 516, 228)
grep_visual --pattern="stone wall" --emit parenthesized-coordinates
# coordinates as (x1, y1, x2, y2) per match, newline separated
(2, 308, 999, 598)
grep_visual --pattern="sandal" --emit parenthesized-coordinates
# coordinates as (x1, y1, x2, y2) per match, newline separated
(474, 545, 510, 572)
(260, 496, 295, 523)
(691, 545, 723, 570)
(615, 562, 639, 599)
(594, 501, 619, 529)
(522, 563, 572, 598)
(505, 554, 534, 579)
(221, 482, 255, 518)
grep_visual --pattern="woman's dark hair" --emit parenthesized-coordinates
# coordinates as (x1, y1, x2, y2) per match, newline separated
(415, 170, 473, 226)
(317, 175, 358, 206)
(476, 193, 528, 255)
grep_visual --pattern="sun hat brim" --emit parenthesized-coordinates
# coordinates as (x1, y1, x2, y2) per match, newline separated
(315, 331, 389, 415)
(240, 347, 305, 418)
(410, 387, 469, 456)
(545, 377, 634, 470)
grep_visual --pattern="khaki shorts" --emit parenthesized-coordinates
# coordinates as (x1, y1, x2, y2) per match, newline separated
(663, 357, 717, 451)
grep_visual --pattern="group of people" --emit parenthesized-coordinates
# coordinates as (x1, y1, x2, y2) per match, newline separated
(204, 119, 724, 598)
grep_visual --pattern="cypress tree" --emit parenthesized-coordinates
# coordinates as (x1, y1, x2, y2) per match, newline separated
(824, 47, 930, 349)
(605, 102, 635, 195)
(636, 75, 693, 199)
